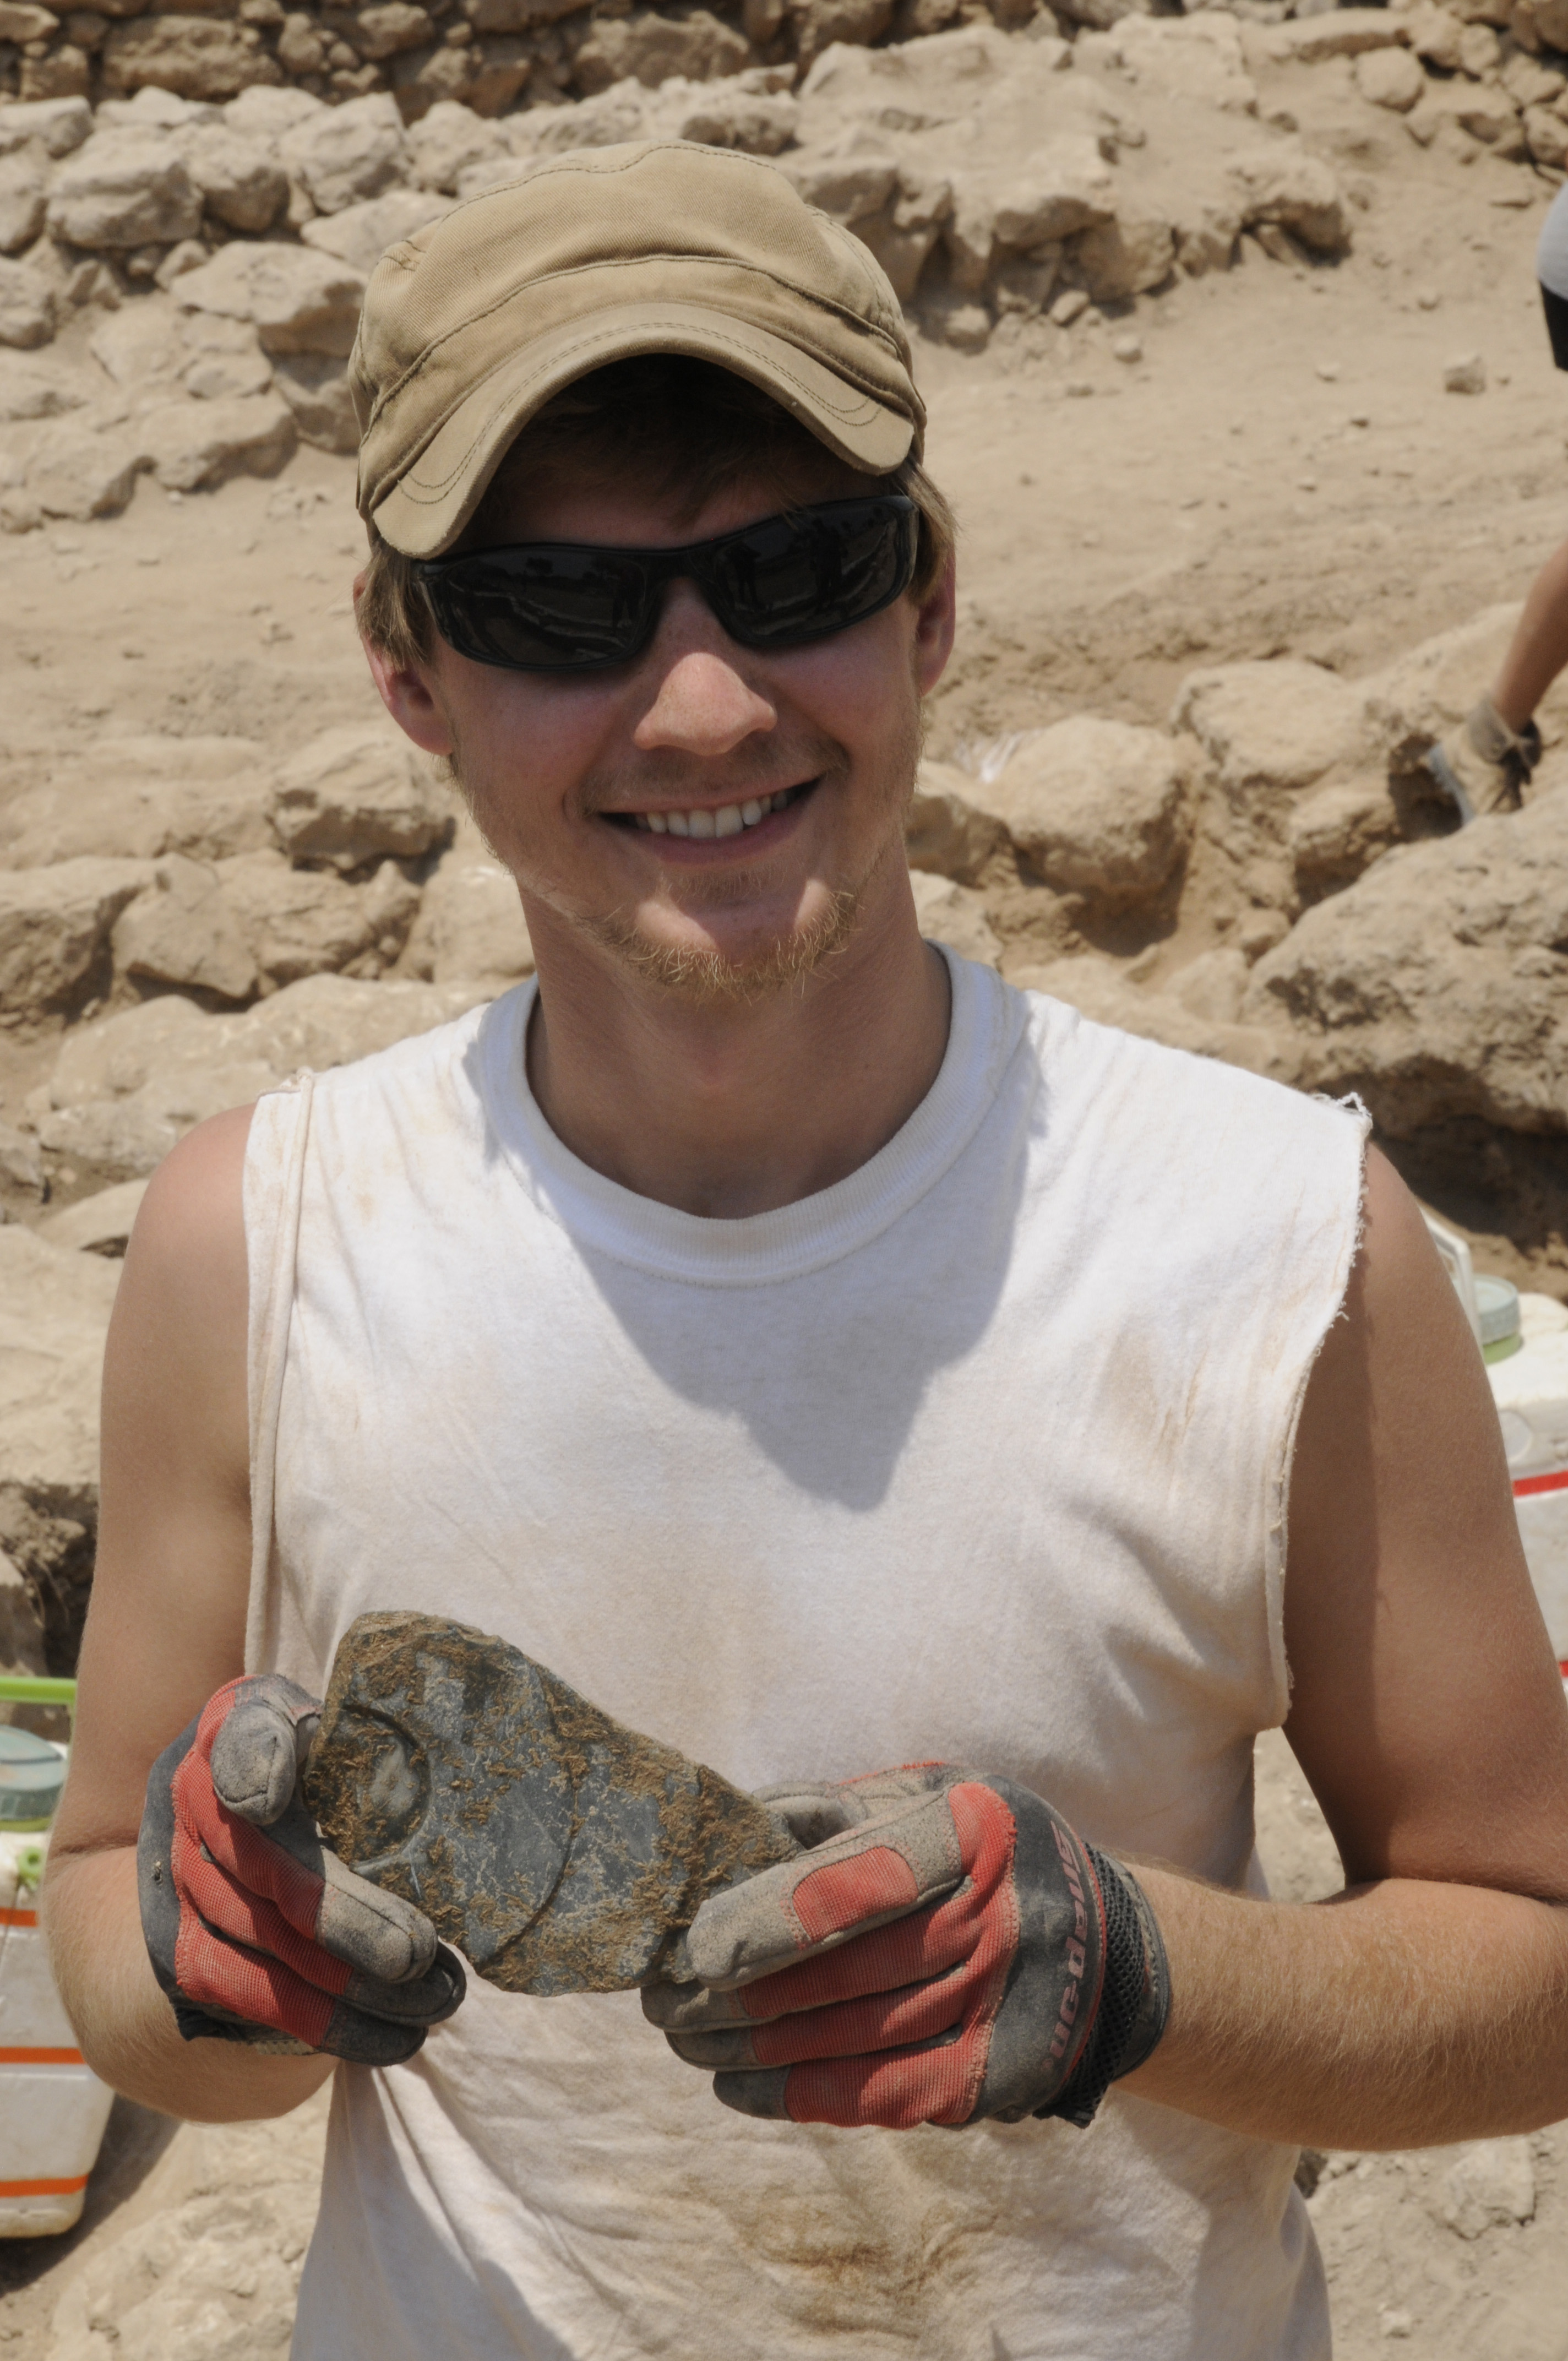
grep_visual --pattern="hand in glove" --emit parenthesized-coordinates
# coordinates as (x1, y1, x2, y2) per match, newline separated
(643, 1764, 1168, 2130)
(138, 1674, 465, 2065)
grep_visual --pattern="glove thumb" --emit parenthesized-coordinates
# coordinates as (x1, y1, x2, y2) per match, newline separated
(208, 1674, 322, 1827)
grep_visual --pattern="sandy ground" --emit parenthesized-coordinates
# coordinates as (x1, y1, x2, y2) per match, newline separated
(4, 28, 1568, 2357)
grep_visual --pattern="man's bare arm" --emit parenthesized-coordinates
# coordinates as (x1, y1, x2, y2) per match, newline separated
(42, 1104, 334, 2122)
(1121, 1146, 1568, 2146)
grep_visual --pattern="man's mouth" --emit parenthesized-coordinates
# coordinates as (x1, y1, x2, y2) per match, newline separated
(606, 782, 815, 840)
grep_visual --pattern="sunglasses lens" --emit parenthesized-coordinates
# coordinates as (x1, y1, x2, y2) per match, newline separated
(425, 549, 652, 671)
(712, 502, 917, 648)
(420, 498, 920, 673)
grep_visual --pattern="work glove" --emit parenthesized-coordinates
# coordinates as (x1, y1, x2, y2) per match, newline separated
(138, 1674, 466, 2065)
(643, 1764, 1169, 2130)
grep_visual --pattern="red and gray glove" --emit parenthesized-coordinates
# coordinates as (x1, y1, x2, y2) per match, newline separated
(138, 1675, 465, 2065)
(643, 1764, 1169, 2129)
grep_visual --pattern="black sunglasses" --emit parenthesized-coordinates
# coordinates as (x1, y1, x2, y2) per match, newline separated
(414, 494, 920, 675)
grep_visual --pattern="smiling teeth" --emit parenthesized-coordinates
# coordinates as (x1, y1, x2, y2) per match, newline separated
(633, 790, 791, 837)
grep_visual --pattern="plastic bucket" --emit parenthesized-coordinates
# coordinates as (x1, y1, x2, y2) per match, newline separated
(0, 1678, 115, 2237)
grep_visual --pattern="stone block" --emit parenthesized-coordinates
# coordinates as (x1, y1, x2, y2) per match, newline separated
(180, 122, 287, 231)
(267, 723, 453, 868)
(45, 130, 203, 247)
(280, 90, 413, 214)
(100, 12, 284, 97)
(134, 390, 296, 488)
(174, 240, 367, 355)
(0, 858, 153, 1026)
(0, 150, 47, 256)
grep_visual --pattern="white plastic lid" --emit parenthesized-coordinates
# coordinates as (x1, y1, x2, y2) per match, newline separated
(1476, 1275, 1521, 1348)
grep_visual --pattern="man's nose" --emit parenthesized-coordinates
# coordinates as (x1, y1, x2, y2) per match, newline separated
(632, 586, 776, 758)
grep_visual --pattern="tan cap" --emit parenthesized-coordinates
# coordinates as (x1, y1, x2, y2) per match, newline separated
(351, 139, 925, 559)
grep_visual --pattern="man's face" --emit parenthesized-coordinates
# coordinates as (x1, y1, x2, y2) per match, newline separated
(368, 446, 955, 1003)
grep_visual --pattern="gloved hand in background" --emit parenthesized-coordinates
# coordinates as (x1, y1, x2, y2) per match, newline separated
(138, 1674, 465, 2065)
(643, 1764, 1169, 2130)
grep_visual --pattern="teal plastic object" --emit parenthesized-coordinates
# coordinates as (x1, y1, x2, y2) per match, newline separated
(0, 1729, 66, 1831)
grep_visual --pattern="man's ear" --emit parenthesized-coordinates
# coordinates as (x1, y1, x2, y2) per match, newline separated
(913, 552, 957, 699)
(357, 574, 456, 758)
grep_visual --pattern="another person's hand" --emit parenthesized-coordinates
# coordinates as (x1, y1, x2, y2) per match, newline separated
(138, 1674, 465, 2065)
(643, 1764, 1168, 2129)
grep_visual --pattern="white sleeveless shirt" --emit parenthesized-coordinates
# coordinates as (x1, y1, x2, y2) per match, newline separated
(244, 948, 1366, 2361)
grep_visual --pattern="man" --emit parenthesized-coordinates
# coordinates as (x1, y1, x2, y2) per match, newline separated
(45, 141, 1568, 2359)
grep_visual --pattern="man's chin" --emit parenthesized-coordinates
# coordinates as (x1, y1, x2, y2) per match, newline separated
(578, 888, 862, 1007)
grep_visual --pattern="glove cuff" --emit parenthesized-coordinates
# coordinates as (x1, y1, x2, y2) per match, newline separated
(1037, 1845, 1170, 2131)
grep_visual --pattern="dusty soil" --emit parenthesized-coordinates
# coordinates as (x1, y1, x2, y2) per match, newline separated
(3, 24, 1568, 2358)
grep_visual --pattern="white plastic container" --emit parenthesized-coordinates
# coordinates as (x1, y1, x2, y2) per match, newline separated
(0, 1823, 115, 2236)
(1485, 1292, 1568, 1673)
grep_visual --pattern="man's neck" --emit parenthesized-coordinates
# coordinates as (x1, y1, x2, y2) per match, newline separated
(521, 876, 952, 1221)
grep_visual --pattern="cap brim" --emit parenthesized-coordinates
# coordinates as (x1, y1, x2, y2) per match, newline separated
(369, 298, 916, 559)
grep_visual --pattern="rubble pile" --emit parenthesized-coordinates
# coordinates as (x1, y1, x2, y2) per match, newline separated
(0, 9, 1367, 529)
(2, 0, 1565, 531)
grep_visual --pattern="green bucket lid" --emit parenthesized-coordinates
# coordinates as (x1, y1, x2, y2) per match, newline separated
(0, 1727, 67, 1829)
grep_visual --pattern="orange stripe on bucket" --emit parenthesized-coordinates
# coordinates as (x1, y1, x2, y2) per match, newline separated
(0, 1908, 37, 1929)
(0, 2047, 83, 2065)
(0, 2175, 87, 2198)
(1513, 1468, 1568, 1497)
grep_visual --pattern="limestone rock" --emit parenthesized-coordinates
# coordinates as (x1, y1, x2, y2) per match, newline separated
(270, 350, 356, 452)
(95, 87, 224, 136)
(402, 845, 533, 990)
(406, 97, 508, 193)
(1086, 12, 1256, 110)
(299, 186, 451, 275)
(0, 1121, 44, 1194)
(0, 355, 82, 420)
(45, 2092, 331, 2361)
(0, 741, 272, 867)
(134, 392, 296, 491)
(1224, 145, 1350, 257)
(89, 296, 183, 393)
(1073, 208, 1175, 301)
(280, 91, 414, 215)
(179, 124, 287, 233)
(982, 718, 1191, 910)
(0, 1227, 121, 1498)
(38, 1176, 149, 1255)
(179, 316, 275, 405)
(574, 8, 749, 92)
(1418, 80, 1523, 151)
(790, 0, 895, 72)
(101, 13, 283, 100)
(174, 240, 367, 357)
(1173, 660, 1370, 803)
(217, 848, 415, 986)
(45, 133, 203, 248)
(906, 759, 1010, 886)
(111, 854, 259, 1002)
(223, 83, 326, 142)
(1244, 792, 1568, 1135)
(1439, 2139, 1536, 2238)
(0, 257, 55, 350)
(0, 857, 152, 1025)
(267, 724, 453, 869)
(1166, 945, 1249, 1026)
(1012, 953, 1303, 1086)
(911, 871, 1003, 967)
(39, 973, 487, 1174)
(659, 77, 799, 153)
(990, 137, 1117, 250)
(0, 149, 47, 257)
(1288, 779, 1400, 898)
(0, 95, 91, 159)
(1354, 45, 1427, 111)
(1270, 6, 1404, 60)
